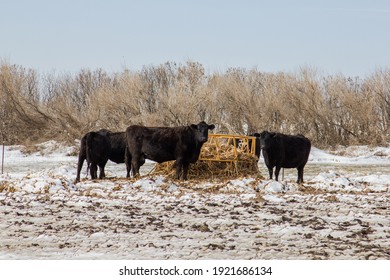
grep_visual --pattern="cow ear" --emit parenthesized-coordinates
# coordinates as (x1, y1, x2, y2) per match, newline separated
(259, 131, 265, 138)
(208, 124, 215, 130)
(253, 133, 260, 137)
(190, 124, 198, 130)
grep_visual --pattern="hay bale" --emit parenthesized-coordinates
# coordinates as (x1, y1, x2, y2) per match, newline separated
(151, 160, 259, 180)
(202, 144, 256, 161)
(150, 139, 260, 179)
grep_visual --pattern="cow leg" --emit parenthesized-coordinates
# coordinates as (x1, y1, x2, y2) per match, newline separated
(98, 162, 107, 179)
(182, 162, 190, 180)
(175, 158, 183, 180)
(274, 166, 281, 181)
(126, 164, 131, 178)
(90, 163, 98, 179)
(268, 167, 273, 180)
(132, 161, 140, 177)
(75, 152, 85, 182)
(139, 154, 146, 167)
(93, 165, 98, 179)
(98, 166, 104, 179)
(297, 166, 304, 184)
(131, 156, 141, 177)
(125, 148, 132, 178)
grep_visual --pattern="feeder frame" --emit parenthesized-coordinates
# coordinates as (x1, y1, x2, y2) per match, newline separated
(199, 133, 258, 162)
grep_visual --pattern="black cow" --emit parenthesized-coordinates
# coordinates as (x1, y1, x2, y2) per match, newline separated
(258, 131, 311, 184)
(125, 121, 215, 180)
(75, 129, 127, 182)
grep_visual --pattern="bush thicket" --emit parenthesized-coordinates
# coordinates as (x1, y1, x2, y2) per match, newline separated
(1, 61, 389, 147)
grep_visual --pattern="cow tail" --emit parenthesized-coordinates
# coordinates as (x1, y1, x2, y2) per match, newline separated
(86, 161, 90, 177)
(86, 132, 94, 177)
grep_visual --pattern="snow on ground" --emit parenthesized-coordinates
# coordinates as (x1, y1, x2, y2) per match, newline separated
(309, 146, 390, 165)
(0, 142, 389, 259)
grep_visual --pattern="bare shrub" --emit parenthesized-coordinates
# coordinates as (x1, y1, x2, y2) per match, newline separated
(85, 70, 143, 131)
(1, 60, 389, 147)
(0, 63, 53, 144)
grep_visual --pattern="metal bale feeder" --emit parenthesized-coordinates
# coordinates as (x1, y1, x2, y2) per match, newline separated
(151, 134, 260, 179)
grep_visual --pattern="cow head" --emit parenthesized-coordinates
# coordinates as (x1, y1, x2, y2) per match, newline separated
(190, 121, 215, 143)
(259, 131, 276, 150)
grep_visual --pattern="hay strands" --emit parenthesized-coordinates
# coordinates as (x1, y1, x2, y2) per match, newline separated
(151, 134, 260, 179)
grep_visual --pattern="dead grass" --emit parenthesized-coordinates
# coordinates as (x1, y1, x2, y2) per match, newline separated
(0, 181, 16, 193)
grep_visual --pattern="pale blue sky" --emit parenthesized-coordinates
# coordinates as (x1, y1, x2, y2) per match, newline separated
(1, 0, 389, 77)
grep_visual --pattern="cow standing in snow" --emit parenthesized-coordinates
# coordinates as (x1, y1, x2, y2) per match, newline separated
(75, 129, 127, 182)
(258, 131, 311, 184)
(125, 121, 215, 180)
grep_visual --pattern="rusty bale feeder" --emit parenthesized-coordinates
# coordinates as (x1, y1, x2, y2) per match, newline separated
(152, 134, 260, 179)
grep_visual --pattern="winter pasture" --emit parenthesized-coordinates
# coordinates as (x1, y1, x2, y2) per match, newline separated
(0, 141, 389, 259)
